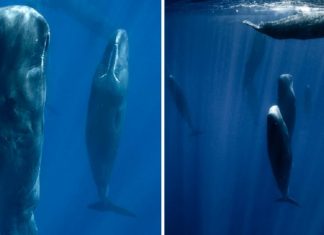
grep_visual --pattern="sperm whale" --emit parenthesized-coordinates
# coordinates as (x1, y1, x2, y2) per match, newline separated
(243, 13, 324, 39)
(267, 105, 298, 206)
(0, 5, 49, 234)
(86, 29, 134, 216)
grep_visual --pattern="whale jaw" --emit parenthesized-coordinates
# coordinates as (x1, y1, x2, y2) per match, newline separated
(99, 29, 128, 85)
(243, 20, 261, 30)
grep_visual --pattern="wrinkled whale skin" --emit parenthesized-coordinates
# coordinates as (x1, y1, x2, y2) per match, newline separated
(0, 5, 49, 235)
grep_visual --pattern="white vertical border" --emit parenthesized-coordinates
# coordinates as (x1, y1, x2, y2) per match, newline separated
(161, 0, 165, 233)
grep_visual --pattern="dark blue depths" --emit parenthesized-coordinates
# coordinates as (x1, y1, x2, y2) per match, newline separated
(166, 4, 324, 235)
(0, 0, 161, 234)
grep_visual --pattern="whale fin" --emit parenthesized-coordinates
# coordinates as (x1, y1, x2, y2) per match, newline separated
(276, 196, 299, 207)
(242, 20, 261, 30)
(88, 199, 136, 217)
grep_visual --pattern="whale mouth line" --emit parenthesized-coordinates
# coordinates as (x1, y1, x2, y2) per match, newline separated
(112, 73, 120, 83)
(96, 30, 128, 87)
(99, 74, 107, 79)
(98, 72, 120, 84)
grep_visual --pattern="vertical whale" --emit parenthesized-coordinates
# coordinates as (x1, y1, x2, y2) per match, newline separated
(267, 105, 298, 206)
(86, 30, 134, 216)
(0, 5, 50, 235)
(166, 74, 200, 135)
(277, 74, 296, 138)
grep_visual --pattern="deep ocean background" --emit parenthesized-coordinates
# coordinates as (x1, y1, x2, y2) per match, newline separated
(166, 1, 324, 235)
(0, 0, 161, 234)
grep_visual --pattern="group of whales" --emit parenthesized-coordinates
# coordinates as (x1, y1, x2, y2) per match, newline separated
(267, 74, 297, 206)
(0, 5, 130, 235)
(167, 10, 322, 207)
(243, 9, 324, 205)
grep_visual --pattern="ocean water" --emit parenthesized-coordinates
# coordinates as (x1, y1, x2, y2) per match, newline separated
(166, 1, 324, 235)
(0, 0, 161, 234)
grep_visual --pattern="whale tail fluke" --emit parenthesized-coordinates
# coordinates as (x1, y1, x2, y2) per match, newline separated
(276, 196, 300, 207)
(88, 199, 136, 217)
(242, 20, 261, 30)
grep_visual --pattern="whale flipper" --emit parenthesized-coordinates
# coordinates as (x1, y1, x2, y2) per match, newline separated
(89, 199, 136, 217)
(276, 196, 299, 207)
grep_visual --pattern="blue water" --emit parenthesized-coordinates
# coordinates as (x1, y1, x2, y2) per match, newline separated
(0, 0, 161, 234)
(166, 2, 324, 235)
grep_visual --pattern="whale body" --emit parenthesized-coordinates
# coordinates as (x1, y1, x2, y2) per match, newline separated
(243, 13, 324, 39)
(167, 74, 200, 135)
(277, 74, 296, 138)
(86, 30, 133, 216)
(0, 5, 49, 234)
(267, 105, 298, 206)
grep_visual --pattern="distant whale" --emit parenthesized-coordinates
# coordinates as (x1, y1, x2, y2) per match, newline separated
(0, 5, 49, 234)
(243, 13, 324, 39)
(277, 74, 296, 138)
(267, 105, 298, 206)
(86, 29, 134, 216)
(166, 74, 201, 135)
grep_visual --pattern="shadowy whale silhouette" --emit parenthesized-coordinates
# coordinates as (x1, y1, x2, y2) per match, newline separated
(86, 30, 134, 217)
(166, 74, 201, 135)
(267, 105, 298, 207)
(277, 74, 296, 139)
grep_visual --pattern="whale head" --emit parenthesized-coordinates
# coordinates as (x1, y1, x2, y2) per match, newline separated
(267, 105, 289, 139)
(267, 105, 283, 126)
(279, 74, 294, 93)
(107, 29, 128, 89)
(96, 29, 128, 95)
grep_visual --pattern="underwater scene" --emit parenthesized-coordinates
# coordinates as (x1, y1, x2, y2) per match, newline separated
(0, 0, 160, 234)
(166, 1, 324, 235)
